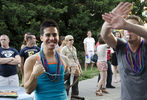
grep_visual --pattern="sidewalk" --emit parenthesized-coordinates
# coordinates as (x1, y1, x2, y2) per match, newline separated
(68, 74, 121, 100)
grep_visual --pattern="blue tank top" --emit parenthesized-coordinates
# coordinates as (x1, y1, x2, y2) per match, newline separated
(35, 53, 67, 100)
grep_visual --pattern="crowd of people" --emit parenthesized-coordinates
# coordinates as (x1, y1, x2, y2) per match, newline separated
(0, 2, 147, 100)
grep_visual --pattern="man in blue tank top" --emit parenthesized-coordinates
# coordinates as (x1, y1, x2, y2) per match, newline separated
(0, 34, 21, 87)
(24, 19, 69, 100)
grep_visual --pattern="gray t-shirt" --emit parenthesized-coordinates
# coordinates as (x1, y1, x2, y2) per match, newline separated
(116, 39, 147, 100)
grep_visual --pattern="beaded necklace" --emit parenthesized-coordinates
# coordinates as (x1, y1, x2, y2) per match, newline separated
(126, 40, 144, 74)
(40, 49, 62, 81)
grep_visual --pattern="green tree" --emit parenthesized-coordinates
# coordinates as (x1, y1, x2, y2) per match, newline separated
(0, 0, 145, 51)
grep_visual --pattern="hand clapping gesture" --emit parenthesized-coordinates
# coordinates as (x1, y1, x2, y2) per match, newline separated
(102, 2, 132, 29)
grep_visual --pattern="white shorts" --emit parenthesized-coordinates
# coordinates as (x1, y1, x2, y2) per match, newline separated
(85, 51, 94, 63)
(0, 74, 19, 87)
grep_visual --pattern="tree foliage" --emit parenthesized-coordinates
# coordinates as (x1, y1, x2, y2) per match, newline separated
(0, 0, 146, 51)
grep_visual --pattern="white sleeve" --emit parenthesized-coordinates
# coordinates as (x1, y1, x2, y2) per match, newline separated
(93, 38, 95, 43)
(83, 38, 86, 44)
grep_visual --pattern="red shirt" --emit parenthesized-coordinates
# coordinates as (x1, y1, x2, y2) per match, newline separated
(107, 49, 111, 60)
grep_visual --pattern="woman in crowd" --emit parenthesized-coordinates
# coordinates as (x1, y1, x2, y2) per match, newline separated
(96, 36, 109, 96)
(56, 36, 66, 53)
(61, 35, 82, 98)
(112, 31, 122, 83)
(21, 33, 28, 49)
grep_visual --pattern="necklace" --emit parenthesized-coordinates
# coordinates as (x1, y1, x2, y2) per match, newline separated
(67, 46, 76, 61)
(40, 49, 61, 81)
(126, 40, 144, 74)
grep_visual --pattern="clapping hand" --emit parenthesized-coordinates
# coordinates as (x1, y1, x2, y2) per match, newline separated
(102, 2, 132, 29)
(111, 2, 132, 17)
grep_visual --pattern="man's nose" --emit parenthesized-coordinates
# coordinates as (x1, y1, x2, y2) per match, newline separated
(50, 35, 54, 40)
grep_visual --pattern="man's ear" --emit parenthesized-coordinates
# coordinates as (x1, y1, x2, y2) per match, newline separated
(40, 35, 43, 41)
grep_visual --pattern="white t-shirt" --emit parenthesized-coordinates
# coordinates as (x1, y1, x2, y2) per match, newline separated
(83, 37, 95, 52)
(96, 44, 108, 62)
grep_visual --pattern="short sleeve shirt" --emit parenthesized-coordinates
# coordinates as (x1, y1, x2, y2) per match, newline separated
(0, 47, 19, 77)
(96, 44, 107, 62)
(20, 46, 40, 62)
(116, 39, 147, 100)
(83, 37, 95, 52)
(61, 46, 78, 66)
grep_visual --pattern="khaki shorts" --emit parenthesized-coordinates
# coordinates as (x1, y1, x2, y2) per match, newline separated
(85, 51, 94, 63)
(0, 74, 19, 87)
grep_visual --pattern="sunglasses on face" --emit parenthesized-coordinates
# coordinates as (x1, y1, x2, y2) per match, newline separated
(69, 39, 74, 41)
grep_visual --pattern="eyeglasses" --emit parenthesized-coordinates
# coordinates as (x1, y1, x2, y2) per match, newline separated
(69, 39, 74, 41)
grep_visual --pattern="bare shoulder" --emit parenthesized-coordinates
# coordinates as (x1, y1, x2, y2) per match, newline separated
(24, 55, 37, 70)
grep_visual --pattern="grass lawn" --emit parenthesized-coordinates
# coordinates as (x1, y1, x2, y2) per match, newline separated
(79, 66, 99, 81)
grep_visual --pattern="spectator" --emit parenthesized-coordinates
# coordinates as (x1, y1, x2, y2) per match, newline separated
(56, 36, 66, 53)
(21, 33, 28, 49)
(0, 34, 21, 87)
(111, 31, 122, 83)
(83, 30, 95, 71)
(61, 35, 82, 98)
(96, 36, 109, 96)
(98, 47, 115, 88)
(20, 33, 40, 86)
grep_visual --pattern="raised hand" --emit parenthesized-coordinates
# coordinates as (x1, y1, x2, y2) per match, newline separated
(32, 60, 45, 77)
(111, 2, 132, 17)
(102, 13, 126, 29)
(101, 2, 132, 29)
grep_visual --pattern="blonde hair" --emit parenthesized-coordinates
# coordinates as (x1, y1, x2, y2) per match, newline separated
(65, 35, 73, 45)
(65, 35, 73, 42)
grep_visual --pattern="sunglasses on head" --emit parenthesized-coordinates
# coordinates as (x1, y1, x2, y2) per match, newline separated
(69, 39, 74, 41)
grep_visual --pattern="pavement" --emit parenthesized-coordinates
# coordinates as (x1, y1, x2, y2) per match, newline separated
(68, 74, 121, 100)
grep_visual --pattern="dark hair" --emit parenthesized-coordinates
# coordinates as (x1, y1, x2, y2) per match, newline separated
(113, 31, 122, 38)
(126, 15, 144, 26)
(98, 36, 105, 44)
(40, 19, 59, 35)
(59, 36, 65, 45)
(26, 32, 34, 41)
(25, 32, 34, 35)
